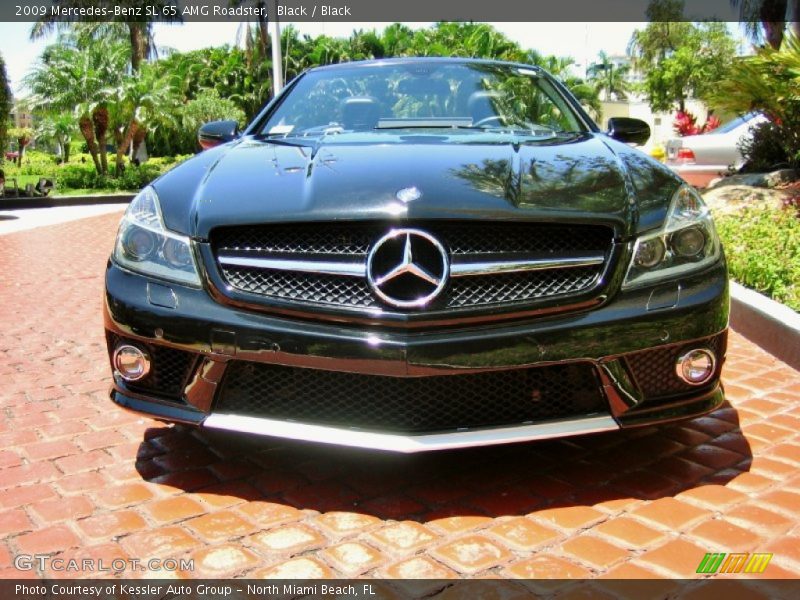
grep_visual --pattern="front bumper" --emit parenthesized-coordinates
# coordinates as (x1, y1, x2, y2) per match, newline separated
(104, 258, 729, 452)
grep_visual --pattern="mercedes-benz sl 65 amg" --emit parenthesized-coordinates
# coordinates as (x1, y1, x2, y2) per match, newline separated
(104, 58, 728, 452)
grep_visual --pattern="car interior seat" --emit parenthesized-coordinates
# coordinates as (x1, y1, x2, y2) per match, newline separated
(341, 97, 380, 131)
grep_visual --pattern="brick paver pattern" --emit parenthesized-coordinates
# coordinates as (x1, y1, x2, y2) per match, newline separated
(1, 212, 799, 581)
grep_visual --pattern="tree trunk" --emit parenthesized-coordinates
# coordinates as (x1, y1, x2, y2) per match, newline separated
(116, 121, 139, 176)
(63, 141, 70, 164)
(16, 141, 22, 168)
(79, 115, 102, 173)
(132, 126, 146, 159)
(92, 106, 109, 176)
(761, 0, 788, 49)
(764, 22, 785, 49)
(129, 24, 145, 73)
(114, 128, 125, 177)
(257, 3, 269, 58)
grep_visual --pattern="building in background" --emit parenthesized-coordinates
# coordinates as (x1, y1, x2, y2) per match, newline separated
(9, 101, 33, 129)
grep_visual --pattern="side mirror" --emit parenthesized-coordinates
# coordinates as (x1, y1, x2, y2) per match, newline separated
(198, 120, 240, 150)
(607, 117, 650, 146)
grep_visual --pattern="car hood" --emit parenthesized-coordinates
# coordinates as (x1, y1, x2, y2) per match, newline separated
(154, 132, 682, 240)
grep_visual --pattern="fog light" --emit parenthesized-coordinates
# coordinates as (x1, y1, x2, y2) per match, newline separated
(113, 344, 151, 381)
(675, 348, 715, 385)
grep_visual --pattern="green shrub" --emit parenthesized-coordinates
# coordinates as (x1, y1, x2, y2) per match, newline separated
(5, 152, 190, 192)
(716, 206, 800, 311)
(738, 121, 792, 172)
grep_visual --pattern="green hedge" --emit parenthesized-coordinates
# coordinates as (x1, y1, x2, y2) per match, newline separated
(2, 151, 191, 192)
(716, 206, 800, 311)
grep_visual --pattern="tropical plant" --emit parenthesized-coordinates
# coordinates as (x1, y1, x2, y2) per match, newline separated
(35, 113, 77, 162)
(628, 0, 736, 111)
(30, 2, 180, 72)
(672, 110, 721, 136)
(24, 33, 128, 173)
(709, 33, 800, 168)
(8, 127, 34, 167)
(527, 51, 602, 117)
(230, 1, 269, 58)
(731, 0, 800, 50)
(0, 51, 11, 161)
(104, 65, 181, 175)
(588, 52, 631, 101)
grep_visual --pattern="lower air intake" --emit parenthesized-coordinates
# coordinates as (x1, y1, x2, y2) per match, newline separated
(214, 361, 608, 433)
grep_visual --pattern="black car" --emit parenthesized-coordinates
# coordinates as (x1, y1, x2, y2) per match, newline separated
(104, 58, 728, 452)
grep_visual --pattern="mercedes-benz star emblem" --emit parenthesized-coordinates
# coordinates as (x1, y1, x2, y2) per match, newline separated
(367, 228, 449, 308)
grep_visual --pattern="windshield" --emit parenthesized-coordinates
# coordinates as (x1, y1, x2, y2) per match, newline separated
(259, 62, 586, 138)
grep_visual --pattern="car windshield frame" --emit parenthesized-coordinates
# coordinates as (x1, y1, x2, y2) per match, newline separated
(253, 61, 591, 139)
(711, 112, 761, 135)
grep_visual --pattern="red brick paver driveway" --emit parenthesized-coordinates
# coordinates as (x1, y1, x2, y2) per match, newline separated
(1, 212, 799, 582)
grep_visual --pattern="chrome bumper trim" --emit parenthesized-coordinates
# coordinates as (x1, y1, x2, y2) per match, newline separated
(201, 414, 619, 453)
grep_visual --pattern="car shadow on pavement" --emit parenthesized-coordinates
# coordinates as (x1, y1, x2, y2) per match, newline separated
(134, 400, 751, 521)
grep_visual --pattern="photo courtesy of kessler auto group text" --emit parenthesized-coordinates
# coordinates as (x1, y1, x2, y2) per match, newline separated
(0, 1, 799, 598)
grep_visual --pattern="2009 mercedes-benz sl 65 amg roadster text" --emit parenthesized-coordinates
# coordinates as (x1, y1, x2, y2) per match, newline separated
(104, 58, 728, 452)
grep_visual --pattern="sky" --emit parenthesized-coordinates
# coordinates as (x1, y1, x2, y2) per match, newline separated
(0, 21, 751, 96)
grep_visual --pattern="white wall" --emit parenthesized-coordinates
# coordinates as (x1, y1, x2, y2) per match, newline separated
(599, 99, 709, 150)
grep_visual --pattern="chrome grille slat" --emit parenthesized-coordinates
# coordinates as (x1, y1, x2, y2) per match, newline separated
(449, 253, 606, 277)
(211, 222, 613, 312)
(217, 255, 367, 277)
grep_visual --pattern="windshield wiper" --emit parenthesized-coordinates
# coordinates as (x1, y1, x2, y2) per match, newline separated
(375, 124, 480, 130)
(375, 118, 476, 130)
(254, 135, 317, 148)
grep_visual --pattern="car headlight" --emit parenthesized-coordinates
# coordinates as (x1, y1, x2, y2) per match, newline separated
(113, 186, 201, 286)
(623, 185, 721, 289)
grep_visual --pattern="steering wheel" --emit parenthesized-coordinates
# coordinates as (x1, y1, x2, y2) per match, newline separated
(472, 115, 506, 128)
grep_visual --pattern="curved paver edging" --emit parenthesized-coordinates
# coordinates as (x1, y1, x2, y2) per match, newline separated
(729, 281, 800, 371)
(0, 193, 135, 210)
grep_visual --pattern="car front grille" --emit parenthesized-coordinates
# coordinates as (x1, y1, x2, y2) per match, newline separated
(214, 361, 608, 433)
(106, 333, 198, 400)
(211, 221, 614, 313)
(624, 332, 727, 400)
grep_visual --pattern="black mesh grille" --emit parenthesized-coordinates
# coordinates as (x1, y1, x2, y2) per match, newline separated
(211, 221, 613, 312)
(434, 223, 612, 255)
(221, 267, 376, 308)
(625, 332, 727, 399)
(215, 362, 608, 433)
(106, 333, 198, 399)
(448, 267, 601, 308)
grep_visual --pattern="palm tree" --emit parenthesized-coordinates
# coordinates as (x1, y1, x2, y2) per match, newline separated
(7, 127, 34, 167)
(588, 52, 631, 101)
(105, 66, 180, 175)
(526, 51, 603, 118)
(731, 0, 800, 49)
(24, 33, 128, 173)
(36, 113, 77, 163)
(0, 51, 11, 162)
(30, 1, 179, 72)
(381, 23, 415, 57)
(230, 1, 269, 59)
